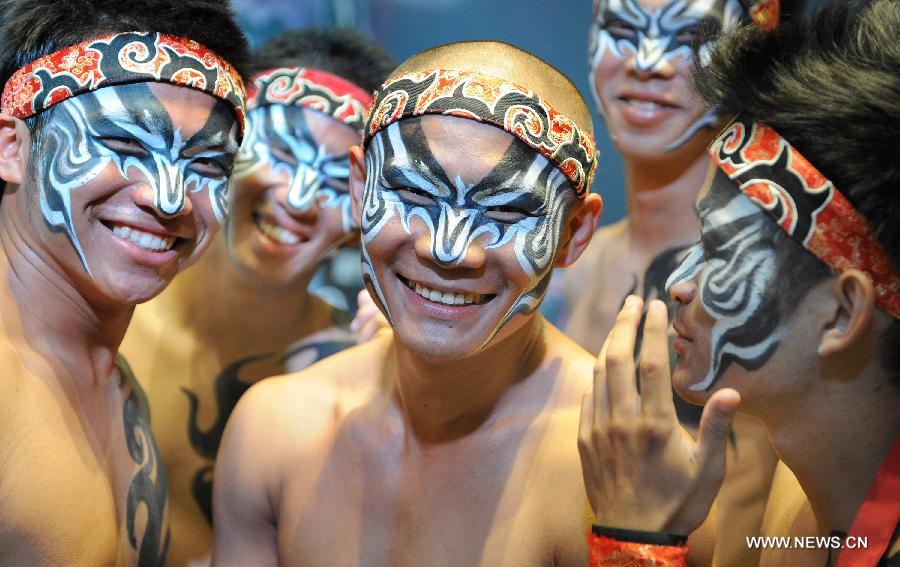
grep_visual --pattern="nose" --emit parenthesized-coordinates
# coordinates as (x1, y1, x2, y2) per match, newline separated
(412, 206, 487, 271)
(134, 168, 194, 219)
(668, 278, 696, 305)
(283, 163, 322, 214)
(626, 37, 676, 80)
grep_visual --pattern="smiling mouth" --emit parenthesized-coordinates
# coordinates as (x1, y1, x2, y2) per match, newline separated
(107, 222, 178, 252)
(397, 274, 494, 306)
(253, 212, 305, 246)
(619, 97, 677, 110)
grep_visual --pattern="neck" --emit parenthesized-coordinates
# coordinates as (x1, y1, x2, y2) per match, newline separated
(390, 315, 547, 443)
(0, 210, 130, 385)
(764, 372, 900, 534)
(622, 150, 711, 252)
(170, 237, 328, 351)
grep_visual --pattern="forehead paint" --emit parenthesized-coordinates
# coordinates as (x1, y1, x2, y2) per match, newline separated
(234, 105, 356, 232)
(665, 175, 785, 391)
(361, 120, 575, 348)
(588, 0, 745, 151)
(35, 83, 239, 274)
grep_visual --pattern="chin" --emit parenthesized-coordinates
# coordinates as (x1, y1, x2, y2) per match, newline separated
(393, 319, 491, 361)
(671, 365, 715, 406)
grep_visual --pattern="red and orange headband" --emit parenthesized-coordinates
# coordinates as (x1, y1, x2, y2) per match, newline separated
(247, 67, 372, 133)
(710, 116, 900, 319)
(363, 69, 598, 198)
(0, 31, 246, 133)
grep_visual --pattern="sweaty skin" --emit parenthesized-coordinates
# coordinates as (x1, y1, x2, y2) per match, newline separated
(212, 42, 611, 567)
(121, 103, 362, 567)
(0, 81, 239, 567)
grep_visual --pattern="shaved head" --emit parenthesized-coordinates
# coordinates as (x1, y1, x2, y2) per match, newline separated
(391, 41, 593, 134)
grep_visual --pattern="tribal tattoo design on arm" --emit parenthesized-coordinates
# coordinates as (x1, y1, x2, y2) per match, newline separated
(34, 82, 239, 273)
(588, 0, 746, 150)
(234, 105, 355, 231)
(665, 177, 786, 391)
(118, 354, 171, 567)
(361, 119, 576, 347)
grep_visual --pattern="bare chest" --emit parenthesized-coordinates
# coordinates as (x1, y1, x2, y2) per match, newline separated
(277, 417, 588, 567)
(0, 370, 169, 566)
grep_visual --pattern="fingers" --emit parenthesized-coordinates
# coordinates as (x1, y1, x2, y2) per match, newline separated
(605, 296, 643, 422)
(638, 300, 676, 423)
(695, 388, 741, 487)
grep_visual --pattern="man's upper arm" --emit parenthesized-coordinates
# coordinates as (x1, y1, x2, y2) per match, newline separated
(212, 383, 281, 567)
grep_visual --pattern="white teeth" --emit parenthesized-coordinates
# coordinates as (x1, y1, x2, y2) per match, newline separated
(111, 224, 176, 252)
(625, 98, 663, 110)
(409, 280, 484, 306)
(256, 216, 301, 245)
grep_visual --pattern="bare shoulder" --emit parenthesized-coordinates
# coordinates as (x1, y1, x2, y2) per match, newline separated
(226, 331, 394, 457)
(541, 322, 595, 395)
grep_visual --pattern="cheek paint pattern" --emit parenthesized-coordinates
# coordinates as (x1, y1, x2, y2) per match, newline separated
(360, 122, 575, 346)
(666, 183, 785, 391)
(234, 106, 356, 231)
(35, 85, 237, 273)
(588, 0, 745, 151)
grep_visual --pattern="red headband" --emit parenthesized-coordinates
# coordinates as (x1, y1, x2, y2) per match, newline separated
(247, 67, 372, 133)
(710, 117, 900, 319)
(1, 31, 246, 132)
(364, 69, 598, 198)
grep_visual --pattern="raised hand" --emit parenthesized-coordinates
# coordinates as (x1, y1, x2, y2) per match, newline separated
(578, 296, 741, 535)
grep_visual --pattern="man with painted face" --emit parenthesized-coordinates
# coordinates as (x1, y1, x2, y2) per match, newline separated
(211, 41, 621, 566)
(118, 28, 395, 567)
(564, 1, 783, 564)
(563, 0, 779, 355)
(0, 0, 248, 565)
(579, 1, 900, 565)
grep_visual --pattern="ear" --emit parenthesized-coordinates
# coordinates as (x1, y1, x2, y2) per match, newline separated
(0, 113, 28, 185)
(817, 269, 877, 357)
(554, 193, 603, 268)
(349, 145, 367, 229)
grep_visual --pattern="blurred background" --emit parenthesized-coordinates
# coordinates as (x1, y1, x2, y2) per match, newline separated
(231, 0, 826, 314)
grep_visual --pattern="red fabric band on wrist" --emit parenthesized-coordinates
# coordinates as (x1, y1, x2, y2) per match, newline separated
(710, 117, 900, 320)
(0, 31, 246, 133)
(588, 532, 689, 567)
(364, 69, 599, 198)
(247, 67, 372, 133)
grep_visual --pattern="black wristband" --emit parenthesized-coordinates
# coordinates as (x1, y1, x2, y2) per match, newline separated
(592, 524, 688, 547)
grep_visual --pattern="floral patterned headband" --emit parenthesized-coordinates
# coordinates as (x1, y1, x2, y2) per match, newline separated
(710, 116, 900, 319)
(247, 67, 372, 133)
(1, 31, 246, 133)
(364, 69, 599, 198)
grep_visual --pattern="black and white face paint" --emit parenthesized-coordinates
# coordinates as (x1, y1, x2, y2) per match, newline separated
(589, 0, 745, 151)
(666, 177, 786, 391)
(35, 83, 239, 274)
(234, 105, 355, 231)
(361, 119, 576, 348)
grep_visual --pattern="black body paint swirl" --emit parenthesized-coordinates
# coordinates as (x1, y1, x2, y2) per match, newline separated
(119, 354, 170, 567)
(182, 325, 355, 523)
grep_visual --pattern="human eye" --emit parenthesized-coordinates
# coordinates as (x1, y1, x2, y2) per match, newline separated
(268, 141, 298, 166)
(98, 136, 148, 156)
(604, 19, 637, 40)
(393, 186, 436, 206)
(675, 24, 703, 45)
(190, 156, 231, 178)
(484, 205, 533, 224)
